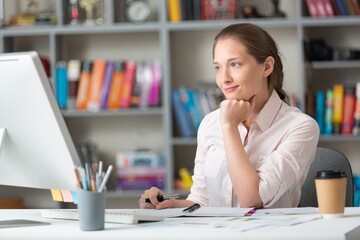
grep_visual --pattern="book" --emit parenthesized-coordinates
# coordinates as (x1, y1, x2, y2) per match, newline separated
(341, 85, 356, 135)
(322, 0, 335, 16)
(131, 61, 145, 108)
(315, 91, 325, 134)
(172, 89, 196, 137)
(119, 61, 136, 108)
(99, 60, 115, 109)
(168, 0, 182, 22)
(330, 0, 341, 15)
(192, 0, 202, 20)
(67, 60, 81, 110)
(55, 61, 68, 109)
(148, 60, 162, 107)
(306, 0, 319, 16)
(351, 0, 360, 14)
(324, 89, 333, 135)
(107, 61, 125, 110)
(76, 60, 92, 110)
(353, 82, 360, 136)
(336, 0, 349, 15)
(345, 0, 357, 14)
(181, 0, 193, 20)
(139, 61, 154, 109)
(87, 60, 106, 111)
(315, 0, 328, 16)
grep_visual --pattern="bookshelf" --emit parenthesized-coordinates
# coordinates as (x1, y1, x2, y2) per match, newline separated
(1, 0, 360, 208)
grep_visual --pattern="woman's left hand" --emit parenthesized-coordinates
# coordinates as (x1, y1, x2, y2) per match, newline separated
(220, 95, 256, 127)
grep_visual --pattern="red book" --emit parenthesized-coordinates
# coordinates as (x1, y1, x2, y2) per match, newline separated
(341, 86, 356, 135)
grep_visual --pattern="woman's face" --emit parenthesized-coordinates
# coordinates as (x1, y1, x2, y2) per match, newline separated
(213, 37, 270, 101)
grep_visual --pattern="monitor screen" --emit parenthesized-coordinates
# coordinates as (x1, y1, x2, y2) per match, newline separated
(0, 51, 80, 191)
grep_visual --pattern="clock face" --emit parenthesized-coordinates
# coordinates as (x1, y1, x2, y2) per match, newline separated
(126, 1, 151, 22)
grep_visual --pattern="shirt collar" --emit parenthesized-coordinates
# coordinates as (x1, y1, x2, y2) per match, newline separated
(255, 90, 283, 132)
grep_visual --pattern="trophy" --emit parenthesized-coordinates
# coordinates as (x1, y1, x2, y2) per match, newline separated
(79, 0, 104, 25)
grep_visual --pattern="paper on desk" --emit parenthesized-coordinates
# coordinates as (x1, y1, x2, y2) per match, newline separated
(115, 207, 253, 218)
(252, 207, 320, 216)
(159, 214, 321, 232)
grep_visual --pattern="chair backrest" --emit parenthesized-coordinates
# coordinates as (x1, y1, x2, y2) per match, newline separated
(299, 147, 354, 207)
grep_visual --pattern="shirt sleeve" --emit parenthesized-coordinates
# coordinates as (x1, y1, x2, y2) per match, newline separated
(258, 116, 320, 208)
(186, 116, 209, 207)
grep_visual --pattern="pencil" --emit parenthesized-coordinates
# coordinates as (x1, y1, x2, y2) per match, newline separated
(74, 168, 82, 189)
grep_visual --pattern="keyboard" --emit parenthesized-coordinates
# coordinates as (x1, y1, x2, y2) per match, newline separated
(41, 209, 164, 224)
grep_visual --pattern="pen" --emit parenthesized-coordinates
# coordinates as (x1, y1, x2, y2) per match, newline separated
(138, 193, 180, 204)
(245, 208, 257, 216)
(182, 203, 201, 214)
(98, 165, 113, 192)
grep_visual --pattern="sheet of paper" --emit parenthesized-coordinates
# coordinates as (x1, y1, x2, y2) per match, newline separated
(113, 207, 253, 218)
(252, 207, 320, 216)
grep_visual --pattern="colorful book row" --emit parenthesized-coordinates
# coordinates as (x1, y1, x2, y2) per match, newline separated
(55, 59, 162, 111)
(172, 86, 224, 137)
(315, 82, 360, 135)
(305, 0, 360, 17)
(167, 0, 237, 22)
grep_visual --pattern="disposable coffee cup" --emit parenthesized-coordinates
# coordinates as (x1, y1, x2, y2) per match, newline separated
(315, 170, 346, 218)
(77, 188, 105, 231)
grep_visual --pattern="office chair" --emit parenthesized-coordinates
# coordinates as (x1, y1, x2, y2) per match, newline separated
(299, 147, 354, 207)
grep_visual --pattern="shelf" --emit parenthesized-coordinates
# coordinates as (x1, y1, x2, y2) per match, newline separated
(172, 137, 197, 146)
(166, 18, 298, 31)
(319, 135, 360, 142)
(62, 108, 163, 118)
(301, 16, 360, 27)
(310, 61, 360, 69)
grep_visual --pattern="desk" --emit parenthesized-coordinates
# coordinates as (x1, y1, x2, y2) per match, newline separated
(0, 208, 360, 240)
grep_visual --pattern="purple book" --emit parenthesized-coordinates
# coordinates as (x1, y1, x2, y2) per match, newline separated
(100, 60, 115, 109)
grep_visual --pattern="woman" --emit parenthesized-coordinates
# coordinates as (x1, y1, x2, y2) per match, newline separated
(139, 23, 319, 209)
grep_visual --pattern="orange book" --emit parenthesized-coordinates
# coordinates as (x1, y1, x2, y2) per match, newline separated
(87, 60, 106, 111)
(119, 61, 136, 109)
(76, 60, 92, 110)
(107, 61, 125, 110)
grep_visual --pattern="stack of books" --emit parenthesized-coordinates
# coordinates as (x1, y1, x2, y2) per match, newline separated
(116, 150, 165, 191)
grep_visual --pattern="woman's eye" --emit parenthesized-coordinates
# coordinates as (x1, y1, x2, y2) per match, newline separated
(231, 62, 241, 68)
(213, 65, 220, 71)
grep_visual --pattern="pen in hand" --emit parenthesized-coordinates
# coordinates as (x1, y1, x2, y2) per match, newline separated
(138, 193, 180, 204)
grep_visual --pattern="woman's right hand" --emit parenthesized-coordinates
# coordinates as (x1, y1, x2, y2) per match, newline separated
(139, 187, 170, 209)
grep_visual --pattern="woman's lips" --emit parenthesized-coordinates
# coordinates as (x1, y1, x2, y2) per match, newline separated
(224, 86, 238, 93)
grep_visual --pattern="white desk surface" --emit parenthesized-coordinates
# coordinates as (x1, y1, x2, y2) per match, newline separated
(0, 207, 360, 240)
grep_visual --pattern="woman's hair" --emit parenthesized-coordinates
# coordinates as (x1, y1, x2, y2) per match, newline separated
(213, 23, 287, 101)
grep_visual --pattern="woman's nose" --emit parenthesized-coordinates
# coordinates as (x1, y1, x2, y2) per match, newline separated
(219, 68, 232, 83)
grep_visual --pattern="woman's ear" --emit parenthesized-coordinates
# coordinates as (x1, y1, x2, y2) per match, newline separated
(263, 56, 275, 78)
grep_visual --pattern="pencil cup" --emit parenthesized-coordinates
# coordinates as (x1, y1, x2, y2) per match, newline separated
(77, 188, 105, 231)
(315, 170, 347, 218)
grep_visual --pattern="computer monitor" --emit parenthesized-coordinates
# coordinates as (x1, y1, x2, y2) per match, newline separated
(0, 51, 80, 191)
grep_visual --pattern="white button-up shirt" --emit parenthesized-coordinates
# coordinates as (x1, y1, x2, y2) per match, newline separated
(187, 90, 320, 208)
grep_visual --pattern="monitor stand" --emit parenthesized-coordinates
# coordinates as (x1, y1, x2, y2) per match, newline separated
(0, 128, 51, 228)
(0, 219, 50, 228)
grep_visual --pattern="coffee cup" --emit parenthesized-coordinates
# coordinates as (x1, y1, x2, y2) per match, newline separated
(315, 170, 347, 218)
